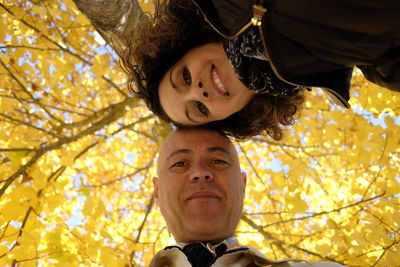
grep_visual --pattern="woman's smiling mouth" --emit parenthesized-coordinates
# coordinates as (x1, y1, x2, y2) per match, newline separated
(211, 65, 229, 96)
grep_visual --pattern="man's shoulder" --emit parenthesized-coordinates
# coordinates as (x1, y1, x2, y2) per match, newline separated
(148, 246, 190, 267)
(235, 246, 346, 267)
(273, 262, 345, 267)
(149, 245, 347, 267)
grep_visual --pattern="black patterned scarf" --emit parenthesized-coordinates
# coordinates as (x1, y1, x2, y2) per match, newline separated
(223, 26, 303, 96)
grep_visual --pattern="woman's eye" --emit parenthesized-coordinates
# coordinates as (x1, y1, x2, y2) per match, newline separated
(197, 102, 208, 116)
(181, 67, 191, 85)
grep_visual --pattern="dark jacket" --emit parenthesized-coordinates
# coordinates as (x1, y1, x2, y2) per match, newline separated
(149, 244, 345, 267)
(192, 0, 400, 108)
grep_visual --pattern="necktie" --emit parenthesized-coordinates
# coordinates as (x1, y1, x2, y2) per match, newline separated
(182, 242, 227, 267)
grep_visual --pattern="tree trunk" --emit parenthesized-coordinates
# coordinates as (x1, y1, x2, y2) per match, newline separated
(72, 0, 149, 58)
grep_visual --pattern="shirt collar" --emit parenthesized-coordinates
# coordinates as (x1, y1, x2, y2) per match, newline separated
(174, 236, 241, 251)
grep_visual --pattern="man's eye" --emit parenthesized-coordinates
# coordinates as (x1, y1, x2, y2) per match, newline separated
(181, 67, 191, 85)
(197, 102, 208, 116)
(211, 159, 227, 165)
(171, 161, 187, 168)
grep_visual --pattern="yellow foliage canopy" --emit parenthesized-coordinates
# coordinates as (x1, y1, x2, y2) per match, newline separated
(0, 0, 399, 266)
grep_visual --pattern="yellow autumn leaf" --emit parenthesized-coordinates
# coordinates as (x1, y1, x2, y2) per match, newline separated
(91, 55, 105, 77)
(288, 193, 308, 213)
(0, 97, 19, 113)
(387, 178, 400, 195)
(27, 167, 47, 190)
(1, 201, 23, 220)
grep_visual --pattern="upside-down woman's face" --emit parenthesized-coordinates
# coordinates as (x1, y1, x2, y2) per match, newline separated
(158, 42, 255, 125)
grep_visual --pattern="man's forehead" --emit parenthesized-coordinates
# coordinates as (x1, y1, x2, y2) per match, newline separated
(158, 129, 236, 159)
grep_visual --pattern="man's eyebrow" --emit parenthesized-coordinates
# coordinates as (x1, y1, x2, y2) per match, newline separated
(206, 147, 231, 155)
(167, 149, 192, 161)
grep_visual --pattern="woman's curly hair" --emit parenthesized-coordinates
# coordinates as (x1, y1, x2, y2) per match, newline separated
(122, 0, 304, 141)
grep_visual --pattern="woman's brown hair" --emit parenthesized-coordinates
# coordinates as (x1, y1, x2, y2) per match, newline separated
(121, 0, 304, 141)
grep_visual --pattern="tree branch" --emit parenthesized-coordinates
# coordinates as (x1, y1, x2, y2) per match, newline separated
(71, 0, 149, 58)
(0, 97, 136, 198)
(242, 214, 347, 265)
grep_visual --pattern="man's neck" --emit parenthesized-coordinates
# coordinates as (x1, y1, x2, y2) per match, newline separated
(175, 236, 239, 250)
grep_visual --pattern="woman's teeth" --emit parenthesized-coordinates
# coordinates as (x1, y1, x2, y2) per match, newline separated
(212, 69, 228, 95)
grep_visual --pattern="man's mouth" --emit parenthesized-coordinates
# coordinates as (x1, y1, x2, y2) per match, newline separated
(187, 190, 219, 200)
(211, 65, 229, 96)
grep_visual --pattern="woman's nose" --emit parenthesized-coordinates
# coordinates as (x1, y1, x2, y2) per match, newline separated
(193, 80, 210, 100)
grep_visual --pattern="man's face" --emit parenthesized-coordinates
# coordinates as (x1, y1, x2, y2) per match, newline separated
(154, 129, 246, 243)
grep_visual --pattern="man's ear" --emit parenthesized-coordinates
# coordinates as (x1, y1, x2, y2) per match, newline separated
(241, 172, 247, 193)
(153, 177, 159, 198)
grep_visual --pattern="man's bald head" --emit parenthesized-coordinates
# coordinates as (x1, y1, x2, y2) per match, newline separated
(153, 128, 246, 243)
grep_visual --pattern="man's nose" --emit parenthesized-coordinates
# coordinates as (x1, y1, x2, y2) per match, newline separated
(190, 162, 214, 183)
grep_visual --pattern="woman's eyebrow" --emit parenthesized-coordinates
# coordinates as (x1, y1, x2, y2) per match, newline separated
(169, 65, 182, 92)
(185, 108, 200, 124)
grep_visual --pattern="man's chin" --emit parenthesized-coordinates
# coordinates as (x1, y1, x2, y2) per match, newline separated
(186, 227, 229, 244)
(186, 220, 227, 238)
(187, 210, 221, 223)
(186, 201, 222, 214)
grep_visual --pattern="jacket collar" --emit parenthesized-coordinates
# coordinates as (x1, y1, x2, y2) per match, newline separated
(149, 243, 309, 267)
(190, 0, 257, 38)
